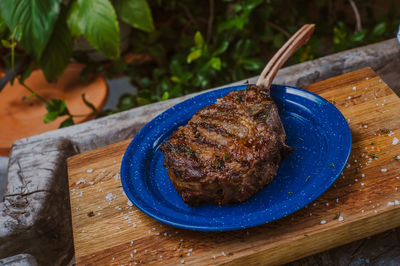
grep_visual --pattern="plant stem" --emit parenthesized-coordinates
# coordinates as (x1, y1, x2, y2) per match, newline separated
(20, 82, 50, 104)
(206, 0, 215, 45)
(349, 0, 362, 33)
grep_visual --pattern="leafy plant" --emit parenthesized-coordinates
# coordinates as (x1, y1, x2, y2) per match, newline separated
(0, 0, 399, 128)
(0, 0, 154, 126)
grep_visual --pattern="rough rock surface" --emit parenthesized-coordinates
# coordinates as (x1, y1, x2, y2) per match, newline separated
(0, 39, 399, 265)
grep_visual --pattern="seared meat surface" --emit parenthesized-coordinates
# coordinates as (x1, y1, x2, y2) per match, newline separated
(160, 85, 292, 206)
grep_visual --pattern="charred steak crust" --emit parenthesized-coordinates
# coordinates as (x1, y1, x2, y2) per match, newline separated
(160, 85, 293, 206)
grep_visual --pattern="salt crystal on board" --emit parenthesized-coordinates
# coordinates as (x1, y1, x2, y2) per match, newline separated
(392, 137, 399, 145)
(87, 168, 93, 173)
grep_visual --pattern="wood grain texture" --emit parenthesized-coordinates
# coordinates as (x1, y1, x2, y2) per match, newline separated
(67, 67, 400, 265)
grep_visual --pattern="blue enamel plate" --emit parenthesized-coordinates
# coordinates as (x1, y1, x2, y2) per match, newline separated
(121, 84, 352, 231)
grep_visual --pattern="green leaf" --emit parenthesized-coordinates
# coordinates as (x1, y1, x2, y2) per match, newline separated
(39, 7, 72, 81)
(115, 0, 154, 32)
(161, 91, 169, 101)
(44, 111, 59, 123)
(60, 117, 74, 128)
(136, 96, 151, 106)
(0, 0, 62, 60)
(0, 12, 8, 38)
(217, 9, 251, 32)
(170, 60, 183, 76)
(1, 40, 16, 48)
(66, 0, 82, 38)
(46, 99, 68, 115)
(241, 58, 264, 71)
(117, 94, 136, 110)
(372, 22, 386, 36)
(350, 29, 367, 42)
(194, 31, 204, 48)
(67, 0, 120, 58)
(187, 49, 202, 63)
(170, 76, 181, 83)
(209, 57, 221, 70)
(212, 41, 229, 56)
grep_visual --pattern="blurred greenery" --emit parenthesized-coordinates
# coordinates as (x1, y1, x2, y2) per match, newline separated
(0, 0, 399, 126)
(107, 0, 399, 112)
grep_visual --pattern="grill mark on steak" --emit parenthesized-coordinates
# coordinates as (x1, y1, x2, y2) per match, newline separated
(160, 85, 293, 206)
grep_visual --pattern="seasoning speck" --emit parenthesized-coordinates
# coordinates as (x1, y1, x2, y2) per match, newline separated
(87, 168, 93, 173)
(76, 178, 86, 185)
(106, 192, 115, 202)
(393, 137, 399, 145)
(338, 216, 344, 222)
(320, 220, 327, 224)
(381, 168, 387, 172)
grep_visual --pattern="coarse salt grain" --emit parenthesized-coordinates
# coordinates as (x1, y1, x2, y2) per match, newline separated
(338, 216, 344, 222)
(363, 125, 368, 128)
(347, 96, 351, 100)
(180, 259, 185, 264)
(361, 183, 365, 186)
(381, 168, 387, 172)
(392, 137, 399, 145)
(87, 168, 93, 173)
(320, 220, 327, 224)
(352, 86, 356, 91)
(76, 178, 86, 185)
(221, 252, 226, 256)
(116, 226, 120, 230)
(114, 172, 120, 180)
(106, 192, 115, 202)
(127, 200, 133, 207)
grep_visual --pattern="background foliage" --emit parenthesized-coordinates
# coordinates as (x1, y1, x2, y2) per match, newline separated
(0, 0, 399, 125)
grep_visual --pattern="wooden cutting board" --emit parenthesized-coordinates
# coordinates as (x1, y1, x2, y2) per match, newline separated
(67, 67, 400, 265)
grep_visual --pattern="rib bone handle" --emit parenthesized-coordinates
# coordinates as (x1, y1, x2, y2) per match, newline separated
(256, 24, 315, 89)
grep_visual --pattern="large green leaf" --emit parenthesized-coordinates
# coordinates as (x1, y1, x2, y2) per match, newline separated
(67, 0, 120, 58)
(0, 11, 8, 39)
(66, 1, 82, 38)
(39, 8, 72, 81)
(115, 0, 154, 32)
(0, 0, 62, 60)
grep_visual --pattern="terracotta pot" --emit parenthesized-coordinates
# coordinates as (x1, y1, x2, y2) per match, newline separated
(0, 64, 108, 156)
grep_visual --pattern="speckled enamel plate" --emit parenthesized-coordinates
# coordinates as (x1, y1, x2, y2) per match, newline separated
(121, 84, 352, 231)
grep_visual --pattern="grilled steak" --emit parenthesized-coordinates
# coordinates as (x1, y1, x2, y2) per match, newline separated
(160, 85, 293, 206)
